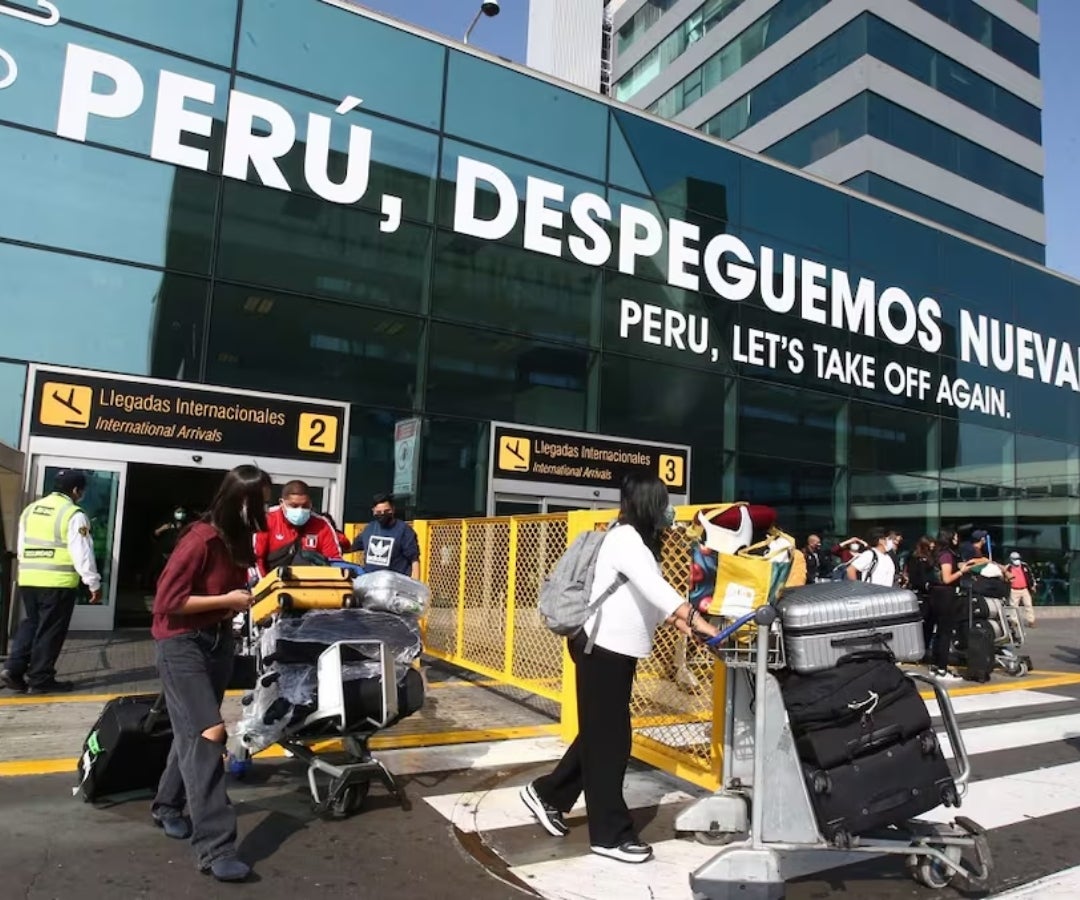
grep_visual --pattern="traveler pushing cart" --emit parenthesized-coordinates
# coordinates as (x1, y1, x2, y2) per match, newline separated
(676, 586, 993, 900)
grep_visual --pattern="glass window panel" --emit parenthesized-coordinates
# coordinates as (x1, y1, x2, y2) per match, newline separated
(740, 160, 849, 259)
(0, 126, 217, 273)
(1015, 435, 1080, 501)
(57, 0, 238, 65)
(0, 23, 230, 161)
(426, 324, 594, 430)
(849, 401, 938, 475)
(738, 381, 843, 464)
(205, 284, 423, 409)
(432, 232, 599, 347)
(609, 110, 740, 223)
(939, 421, 1015, 485)
(437, 139, 604, 263)
(216, 180, 431, 314)
(237, 0, 444, 128)
(599, 355, 726, 501)
(765, 94, 868, 169)
(850, 471, 940, 545)
(849, 196, 941, 286)
(444, 51, 607, 181)
(0, 244, 206, 377)
(602, 272, 736, 373)
(0, 361, 27, 448)
(847, 333, 942, 416)
(907, 0, 1039, 76)
(736, 454, 838, 538)
(344, 405, 399, 519)
(415, 416, 490, 519)
(232, 78, 439, 223)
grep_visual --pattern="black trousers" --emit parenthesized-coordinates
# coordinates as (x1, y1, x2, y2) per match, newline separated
(153, 626, 237, 869)
(930, 586, 963, 669)
(6, 586, 77, 687)
(533, 632, 639, 848)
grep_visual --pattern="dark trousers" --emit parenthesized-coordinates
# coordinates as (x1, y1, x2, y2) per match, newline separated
(6, 586, 77, 687)
(153, 627, 237, 869)
(930, 586, 963, 669)
(533, 632, 638, 848)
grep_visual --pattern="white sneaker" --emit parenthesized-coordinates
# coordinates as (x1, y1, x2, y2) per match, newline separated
(590, 841, 654, 863)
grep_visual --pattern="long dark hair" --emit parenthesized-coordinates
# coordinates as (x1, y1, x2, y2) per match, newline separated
(201, 465, 268, 566)
(913, 535, 933, 560)
(934, 528, 957, 563)
(618, 472, 669, 560)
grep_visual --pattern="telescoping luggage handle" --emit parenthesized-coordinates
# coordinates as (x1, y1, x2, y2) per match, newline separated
(143, 692, 167, 734)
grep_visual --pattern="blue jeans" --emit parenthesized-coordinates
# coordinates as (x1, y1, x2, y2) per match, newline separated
(153, 625, 236, 868)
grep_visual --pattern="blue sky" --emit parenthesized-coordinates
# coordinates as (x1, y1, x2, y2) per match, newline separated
(358, 0, 1078, 280)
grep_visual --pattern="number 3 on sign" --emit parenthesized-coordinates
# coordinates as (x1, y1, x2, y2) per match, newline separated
(298, 413, 339, 455)
(658, 454, 684, 488)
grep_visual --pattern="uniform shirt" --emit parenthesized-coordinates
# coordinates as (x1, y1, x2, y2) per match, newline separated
(849, 548, 897, 587)
(16, 501, 101, 592)
(583, 524, 685, 659)
(152, 522, 247, 640)
(254, 507, 342, 576)
(352, 519, 419, 575)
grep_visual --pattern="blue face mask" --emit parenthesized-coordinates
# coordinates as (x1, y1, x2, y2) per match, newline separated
(662, 505, 676, 528)
(284, 506, 311, 527)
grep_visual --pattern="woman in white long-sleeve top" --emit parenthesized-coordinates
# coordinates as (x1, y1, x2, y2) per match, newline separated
(521, 473, 719, 864)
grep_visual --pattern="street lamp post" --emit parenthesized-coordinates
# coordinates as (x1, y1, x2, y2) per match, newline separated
(463, 1, 500, 45)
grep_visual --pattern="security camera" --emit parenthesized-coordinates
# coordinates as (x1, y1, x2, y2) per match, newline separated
(481, 1, 500, 16)
(192, 455, 203, 464)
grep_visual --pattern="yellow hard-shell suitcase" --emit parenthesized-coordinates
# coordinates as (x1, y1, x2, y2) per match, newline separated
(250, 566, 358, 626)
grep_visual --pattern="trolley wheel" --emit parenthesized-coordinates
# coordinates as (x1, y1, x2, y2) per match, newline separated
(1022, 656, 1034, 673)
(329, 779, 370, 819)
(907, 843, 963, 889)
(1002, 658, 1022, 677)
(693, 830, 737, 846)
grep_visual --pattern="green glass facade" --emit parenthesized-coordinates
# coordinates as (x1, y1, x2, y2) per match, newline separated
(0, 0, 1077, 601)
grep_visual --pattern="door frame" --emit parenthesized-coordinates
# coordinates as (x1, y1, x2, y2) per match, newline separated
(31, 454, 127, 631)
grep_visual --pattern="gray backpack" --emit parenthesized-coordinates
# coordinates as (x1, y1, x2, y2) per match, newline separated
(538, 528, 627, 653)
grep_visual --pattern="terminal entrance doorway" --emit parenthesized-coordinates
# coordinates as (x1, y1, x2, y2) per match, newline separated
(492, 494, 616, 516)
(15, 365, 349, 633)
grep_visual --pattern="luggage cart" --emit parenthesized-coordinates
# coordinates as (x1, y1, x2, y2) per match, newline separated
(986, 595, 1032, 677)
(676, 606, 992, 900)
(227, 566, 424, 818)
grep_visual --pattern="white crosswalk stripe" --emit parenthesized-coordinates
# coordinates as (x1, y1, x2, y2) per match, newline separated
(410, 687, 1080, 899)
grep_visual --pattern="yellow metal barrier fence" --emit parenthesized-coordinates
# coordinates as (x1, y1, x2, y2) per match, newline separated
(386, 506, 726, 791)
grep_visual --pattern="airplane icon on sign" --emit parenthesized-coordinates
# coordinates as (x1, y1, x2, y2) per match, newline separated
(39, 381, 92, 429)
(498, 436, 530, 472)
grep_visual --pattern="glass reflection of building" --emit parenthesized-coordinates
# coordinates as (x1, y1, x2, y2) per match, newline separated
(0, 0, 1077, 602)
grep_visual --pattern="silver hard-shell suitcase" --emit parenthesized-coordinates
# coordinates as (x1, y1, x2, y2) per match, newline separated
(777, 581, 925, 673)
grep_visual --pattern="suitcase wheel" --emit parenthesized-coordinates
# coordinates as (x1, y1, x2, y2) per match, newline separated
(941, 782, 959, 807)
(278, 593, 294, 611)
(809, 770, 831, 795)
(918, 732, 938, 755)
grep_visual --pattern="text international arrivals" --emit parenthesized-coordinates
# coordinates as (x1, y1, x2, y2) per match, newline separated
(98, 389, 287, 425)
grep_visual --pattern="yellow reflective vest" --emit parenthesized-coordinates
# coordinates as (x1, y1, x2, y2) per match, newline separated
(18, 492, 81, 588)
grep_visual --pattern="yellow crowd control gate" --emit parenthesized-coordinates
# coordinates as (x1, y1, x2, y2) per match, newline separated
(385, 507, 728, 791)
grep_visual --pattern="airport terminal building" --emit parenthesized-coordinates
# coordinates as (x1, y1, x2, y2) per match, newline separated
(0, 0, 1078, 621)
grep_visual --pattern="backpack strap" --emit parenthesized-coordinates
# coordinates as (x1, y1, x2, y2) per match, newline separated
(583, 573, 629, 654)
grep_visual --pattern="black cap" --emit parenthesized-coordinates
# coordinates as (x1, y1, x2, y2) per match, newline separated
(54, 470, 87, 494)
(970, 529, 988, 541)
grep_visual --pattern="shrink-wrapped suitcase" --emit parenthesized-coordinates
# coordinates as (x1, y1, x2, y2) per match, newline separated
(777, 581, 925, 673)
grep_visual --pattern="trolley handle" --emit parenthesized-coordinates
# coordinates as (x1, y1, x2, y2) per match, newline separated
(907, 670, 973, 790)
(704, 605, 778, 648)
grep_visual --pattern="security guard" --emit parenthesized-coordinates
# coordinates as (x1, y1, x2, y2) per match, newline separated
(0, 470, 101, 694)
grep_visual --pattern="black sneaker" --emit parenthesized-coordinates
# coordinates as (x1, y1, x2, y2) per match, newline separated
(520, 782, 569, 837)
(590, 841, 654, 863)
(26, 680, 75, 695)
(0, 670, 27, 693)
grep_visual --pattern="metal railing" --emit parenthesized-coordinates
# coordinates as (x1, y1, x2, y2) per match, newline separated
(376, 507, 726, 790)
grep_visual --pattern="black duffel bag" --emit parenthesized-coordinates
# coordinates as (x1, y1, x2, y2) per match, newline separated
(780, 651, 931, 769)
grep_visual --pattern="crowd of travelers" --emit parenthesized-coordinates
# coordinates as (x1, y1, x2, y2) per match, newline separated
(796, 528, 1039, 681)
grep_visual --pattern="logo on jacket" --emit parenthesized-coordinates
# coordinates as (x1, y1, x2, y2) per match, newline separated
(367, 535, 394, 567)
(304, 535, 318, 549)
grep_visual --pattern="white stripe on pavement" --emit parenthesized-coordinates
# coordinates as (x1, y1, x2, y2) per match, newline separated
(424, 769, 703, 833)
(926, 689, 1072, 719)
(940, 712, 1080, 759)
(989, 865, 1080, 899)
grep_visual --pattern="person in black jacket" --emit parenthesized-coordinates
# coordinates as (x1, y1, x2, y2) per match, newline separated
(905, 536, 936, 660)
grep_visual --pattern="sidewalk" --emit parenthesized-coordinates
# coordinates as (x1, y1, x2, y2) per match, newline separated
(0, 630, 560, 775)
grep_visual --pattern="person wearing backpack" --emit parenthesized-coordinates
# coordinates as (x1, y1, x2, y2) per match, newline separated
(845, 528, 895, 586)
(521, 473, 718, 864)
(927, 528, 976, 680)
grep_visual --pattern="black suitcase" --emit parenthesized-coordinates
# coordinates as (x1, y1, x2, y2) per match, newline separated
(971, 596, 991, 621)
(782, 655, 931, 769)
(75, 694, 172, 803)
(965, 620, 995, 682)
(804, 730, 958, 846)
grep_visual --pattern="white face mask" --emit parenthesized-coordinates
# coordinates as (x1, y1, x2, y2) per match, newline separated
(885, 539, 896, 552)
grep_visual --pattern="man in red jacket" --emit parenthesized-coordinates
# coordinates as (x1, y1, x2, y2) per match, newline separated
(254, 480, 342, 576)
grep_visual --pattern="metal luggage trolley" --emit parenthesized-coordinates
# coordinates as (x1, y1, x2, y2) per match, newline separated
(227, 566, 420, 819)
(675, 606, 993, 900)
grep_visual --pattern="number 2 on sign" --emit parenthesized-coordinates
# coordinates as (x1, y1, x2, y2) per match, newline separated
(298, 413, 339, 455)
(658, 454, 684, 488)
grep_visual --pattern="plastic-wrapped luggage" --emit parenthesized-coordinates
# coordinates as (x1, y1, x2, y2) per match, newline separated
(352, 570, 431, 618)
(259, 608, 421, 668)
(777, 582, 925, 673)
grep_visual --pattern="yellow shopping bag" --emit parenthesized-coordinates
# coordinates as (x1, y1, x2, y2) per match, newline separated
(706, 528, 795, 619)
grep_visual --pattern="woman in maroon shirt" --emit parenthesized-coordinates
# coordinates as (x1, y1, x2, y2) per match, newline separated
(150, 465, 267, 883)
